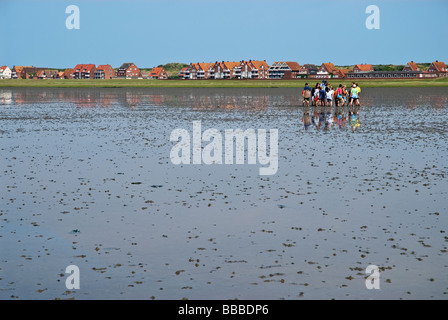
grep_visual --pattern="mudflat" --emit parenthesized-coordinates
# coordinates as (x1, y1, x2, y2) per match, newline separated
(0, 87, 447, 299)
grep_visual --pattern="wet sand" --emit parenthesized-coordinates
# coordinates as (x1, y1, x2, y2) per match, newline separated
(0, 87, 447, 299)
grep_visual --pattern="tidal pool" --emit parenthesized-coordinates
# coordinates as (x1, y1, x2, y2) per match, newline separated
(0, 87, 447, 299)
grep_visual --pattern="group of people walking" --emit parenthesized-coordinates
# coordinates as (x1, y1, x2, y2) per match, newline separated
(300, 80, 363, 132)
(301, 80, 362, 107)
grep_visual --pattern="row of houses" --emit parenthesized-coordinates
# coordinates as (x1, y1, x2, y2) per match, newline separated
(178, 60, 448, 80)
(1, 60, 447, 80)
(0, 66, 66, 80)
(178, 60, 271, 80)
(0, 63, 169, 80)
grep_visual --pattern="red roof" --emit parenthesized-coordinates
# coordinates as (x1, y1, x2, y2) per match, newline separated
(431, 61, 447, 71)
(406, 61, 419, 71)
(73, 64, 96, 73)
(64, 69, 73, 77)
(150, 67, 165, 77)
(96, 64, 112, 71)
(198, 63, 214, 71)
(250, 60, 270, 70)
(0, 66, 9, 72)
(284, 61, 301, 70)
(336, 68, 352, 77)
(320, 62, 336, 73)
(354, 64, 373, 71)
(223, 61, 241, 70)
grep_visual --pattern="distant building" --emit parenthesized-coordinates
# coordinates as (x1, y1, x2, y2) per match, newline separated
(347, 70, 428, 79)
(268, 61, 301, 79)
(315, 62, 337, 79)
(35, 69, 58, 79)
(20, 67, 47, 79)
(72, 64, 96, 79)
(183, 63, 197, 79)
(333, 68, 352, 79)
(0, 66, 12, 79)
(116, 63, 142, 78)
(183, 63, 214, 80)
(427, 60, 447, 77)
(148, 67, 168, 79)
(178, 68, 188, 79)
(403, 61, 419, 72)
(94, 64, 115, 79)
(298, 64, 318, 78)
(353, 64, 374, 73)
(238, 60, 269, 79)
(11, 66, 33, 79)
(196, 63, 214, 79)
(210, 61, 241, 79)
(63, 68, 73, 79)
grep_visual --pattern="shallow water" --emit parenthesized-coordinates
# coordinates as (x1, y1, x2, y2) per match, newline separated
(1, 87, 447, 300)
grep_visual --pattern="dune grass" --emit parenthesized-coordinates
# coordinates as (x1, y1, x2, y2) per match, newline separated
(1, 77, 448, 88)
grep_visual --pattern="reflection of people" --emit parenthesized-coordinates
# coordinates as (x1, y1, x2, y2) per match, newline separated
(318, 111, 325, 129)
(337, 112, 343, 128)
(311, 112, 319, 128)
(302, 83, 311, 106)
(349, 111, 360, 132)
(302, 112, 311, 130)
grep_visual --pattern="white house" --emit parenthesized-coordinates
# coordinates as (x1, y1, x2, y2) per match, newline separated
(0, 66, 12, 79)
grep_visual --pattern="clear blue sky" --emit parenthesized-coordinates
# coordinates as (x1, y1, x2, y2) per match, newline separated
(0, 0, 447, 68)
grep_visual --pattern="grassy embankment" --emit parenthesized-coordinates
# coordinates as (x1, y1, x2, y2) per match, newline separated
(1, 77, 448, 88)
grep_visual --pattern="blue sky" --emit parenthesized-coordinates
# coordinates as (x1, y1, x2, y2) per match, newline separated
(0, 0, 447, 68)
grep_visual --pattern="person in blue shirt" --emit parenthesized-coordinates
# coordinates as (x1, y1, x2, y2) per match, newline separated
(321, 80, 327, 90)
(319, 86, 326, 106)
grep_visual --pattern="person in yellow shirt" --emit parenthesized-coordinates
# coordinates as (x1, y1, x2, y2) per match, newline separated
(355, 83, 361, 106)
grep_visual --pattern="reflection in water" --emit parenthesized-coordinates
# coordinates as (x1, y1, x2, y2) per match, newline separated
(2, 87, 447, 111)
(0, 91, 12, 105)
(302, 105, 360, 132)
(1, 88, 279, 110)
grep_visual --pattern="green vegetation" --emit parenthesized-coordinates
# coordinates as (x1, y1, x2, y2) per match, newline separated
(373, 64, 405, 71)
(141, 62, 189, 78)
(157, 62, 189, 74)
(1, 78, 448, 88)
(416, 63, 431, 70)
(336, 63, 431, 72)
